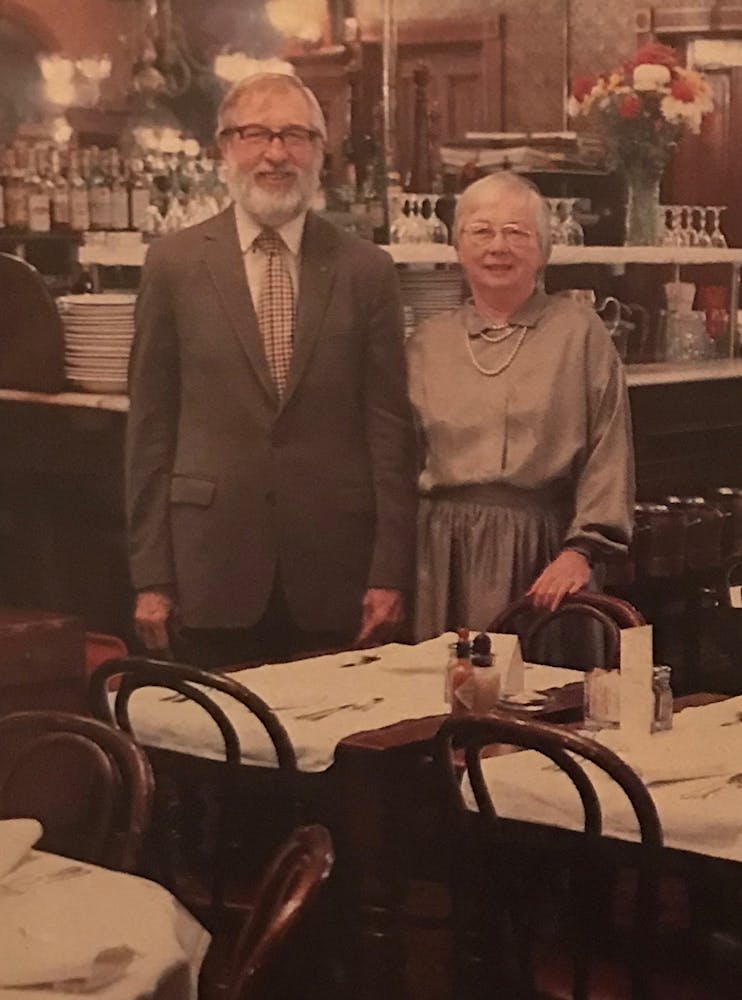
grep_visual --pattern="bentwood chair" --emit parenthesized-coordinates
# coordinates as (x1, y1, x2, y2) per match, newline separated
(201, 824, 334, 1000)
(0, 710, 154, 872)
(88, 657, 300, 934)
(434, 713, 715, 1000)
(491, 591, 646, 670)
(0, 252, 66, 392)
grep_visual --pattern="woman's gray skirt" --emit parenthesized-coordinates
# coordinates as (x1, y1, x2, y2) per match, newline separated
(414, 481, 572, 642)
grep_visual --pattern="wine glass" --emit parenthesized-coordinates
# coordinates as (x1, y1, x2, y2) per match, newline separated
(561, 198, 585, 246)
(547, 199, 564, 244)
(695, 206, 712, 248)
(390, 201, 430, 243)
(677, 206, 692, 247)
(661, 206, 680, 246)
(710, 206, 728, 248)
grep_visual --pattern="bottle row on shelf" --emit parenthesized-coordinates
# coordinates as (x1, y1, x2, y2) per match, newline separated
(0, 140, 232, 237)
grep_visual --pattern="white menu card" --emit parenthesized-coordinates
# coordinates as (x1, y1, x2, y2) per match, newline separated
(488, 633, 525, 696)
(619, 624, 654, 737)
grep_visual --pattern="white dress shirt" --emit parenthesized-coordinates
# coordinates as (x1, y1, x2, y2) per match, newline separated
(233, 203, 306, 308)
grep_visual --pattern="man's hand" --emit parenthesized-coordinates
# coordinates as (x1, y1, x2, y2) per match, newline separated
(527, 550, 591, 613)
(134, 589, 177, 654)
(354, 588, 405, 648)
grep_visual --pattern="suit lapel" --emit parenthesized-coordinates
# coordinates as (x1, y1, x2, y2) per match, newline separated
(202, 207, 278, 403)
(282, 212, 338, 408)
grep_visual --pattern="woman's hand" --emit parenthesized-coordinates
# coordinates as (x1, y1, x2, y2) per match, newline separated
(527, 550, 591, 612)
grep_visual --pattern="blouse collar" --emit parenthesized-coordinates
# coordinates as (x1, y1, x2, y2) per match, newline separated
(464, 288, 551, 337)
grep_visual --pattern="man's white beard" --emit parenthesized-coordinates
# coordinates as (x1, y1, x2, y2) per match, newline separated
(226, 161, 321, 227)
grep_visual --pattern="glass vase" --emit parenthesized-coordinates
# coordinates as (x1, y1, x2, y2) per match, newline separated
(623, 164, 663, 246)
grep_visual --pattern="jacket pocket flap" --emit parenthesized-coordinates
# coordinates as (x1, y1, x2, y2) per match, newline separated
(169, 475, 216, 507)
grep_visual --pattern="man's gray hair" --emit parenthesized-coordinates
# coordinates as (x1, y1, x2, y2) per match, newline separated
(454, 171, 552, 261)
(216, 72, 327, 141)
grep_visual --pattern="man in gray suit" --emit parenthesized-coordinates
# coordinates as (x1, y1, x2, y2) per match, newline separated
(126, 72, 417, 667)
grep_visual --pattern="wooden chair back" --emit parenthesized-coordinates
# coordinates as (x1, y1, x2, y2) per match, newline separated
(0, 253, 65, 392)
(435, 713, 663, 999)
(88, 657, 299, 926)
(491, 591, 645, 670)
(0, 710, 154, 871)
(219, 824, 334, 1000)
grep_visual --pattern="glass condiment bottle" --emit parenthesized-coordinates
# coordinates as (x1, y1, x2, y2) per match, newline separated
(651, 665, 673, 733)
(445, 627, 472, 713)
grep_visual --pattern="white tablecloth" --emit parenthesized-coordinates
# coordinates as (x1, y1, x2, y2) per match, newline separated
(463, 695, 742, 863)
(115, 635, 583, 773)
(0, 833, 210, 1000)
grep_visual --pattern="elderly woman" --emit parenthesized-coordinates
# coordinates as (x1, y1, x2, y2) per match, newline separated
(408, 172, 634, 640)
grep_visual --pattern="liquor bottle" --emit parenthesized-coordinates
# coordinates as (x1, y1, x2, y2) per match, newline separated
(109, 149, 129, 231)
(68, 149, 91, 232)
(4, 145, 29, 231)
(88, 146, 112, 231)
(127, 156, 151, 231)
(26, 146, 51, 233)
(49, 148, 71, 229)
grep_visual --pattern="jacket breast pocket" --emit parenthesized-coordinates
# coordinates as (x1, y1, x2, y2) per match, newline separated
(169, 475, 216, 508)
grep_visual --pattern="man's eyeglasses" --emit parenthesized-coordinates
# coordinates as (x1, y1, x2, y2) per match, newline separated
(218, 124, 322, 152)
(462, 223, 536, 249)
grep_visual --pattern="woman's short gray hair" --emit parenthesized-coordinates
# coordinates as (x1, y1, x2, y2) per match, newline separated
(454, 172, 552, 261)
(216, 72, 327, 141)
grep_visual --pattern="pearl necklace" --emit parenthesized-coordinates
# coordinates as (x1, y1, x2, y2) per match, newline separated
(479, 324, 520, 344)
(465, 324, 529, 376)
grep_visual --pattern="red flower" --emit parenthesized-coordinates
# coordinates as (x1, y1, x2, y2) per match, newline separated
(618, 94, 641, 119)
(626, 42, 678, 70)
(571, 74, 597, 102)
(671, 77, 696, 103)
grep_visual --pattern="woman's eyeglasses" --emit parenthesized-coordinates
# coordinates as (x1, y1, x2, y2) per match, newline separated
(218, 124, 322, 152)
(463, 223, 536, 249)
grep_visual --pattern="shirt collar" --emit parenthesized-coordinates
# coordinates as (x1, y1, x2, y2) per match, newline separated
(234, 202, 307, 257)
(464, 288, 551, 338)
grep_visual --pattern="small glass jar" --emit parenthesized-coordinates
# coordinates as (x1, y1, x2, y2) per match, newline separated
(583, 667, 621, 731)
(652, 665, 674, 733)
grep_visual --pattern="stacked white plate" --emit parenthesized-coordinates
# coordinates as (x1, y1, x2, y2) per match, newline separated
(57, 293, 135, 394)
(398, 268, 465, 328)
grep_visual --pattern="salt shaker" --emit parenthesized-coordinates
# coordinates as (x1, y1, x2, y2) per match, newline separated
(651, 665, 673, 732)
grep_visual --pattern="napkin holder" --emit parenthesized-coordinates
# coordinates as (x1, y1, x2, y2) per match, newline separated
(0, 608, 86, 716)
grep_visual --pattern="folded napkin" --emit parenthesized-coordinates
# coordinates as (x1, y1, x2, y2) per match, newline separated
(0, 933, 135, 992)
(0, 818, 42, 880)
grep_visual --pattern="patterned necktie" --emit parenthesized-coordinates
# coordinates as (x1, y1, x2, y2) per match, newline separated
(254, 228, 294, 397)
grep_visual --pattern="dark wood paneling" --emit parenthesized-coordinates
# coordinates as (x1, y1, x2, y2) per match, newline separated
(630, 377, 742, 499)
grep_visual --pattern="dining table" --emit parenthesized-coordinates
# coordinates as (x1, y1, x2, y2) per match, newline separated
(0, 819, 211, 1000)
(99, 634, 586, 1000)
(462, 693, 742, 863)
(94, 633, 742, 999)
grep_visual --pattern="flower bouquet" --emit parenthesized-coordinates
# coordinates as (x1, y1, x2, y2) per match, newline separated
(569, 43, 714, 244)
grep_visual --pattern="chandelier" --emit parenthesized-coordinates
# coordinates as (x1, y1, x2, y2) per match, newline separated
(131, 0, 210, 102)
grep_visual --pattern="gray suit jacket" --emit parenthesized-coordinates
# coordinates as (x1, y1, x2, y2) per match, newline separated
(126, 207, 417, 631)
